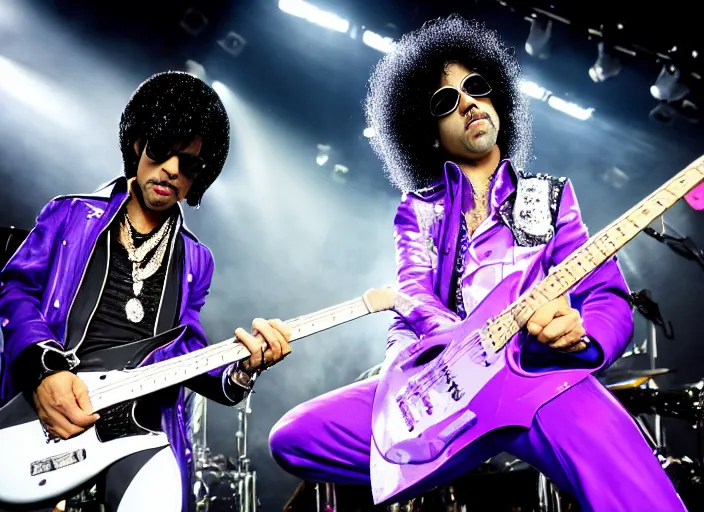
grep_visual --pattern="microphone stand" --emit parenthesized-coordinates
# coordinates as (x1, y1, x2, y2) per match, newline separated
(628, 289, 674, 451)
(643, 224, 704, 271)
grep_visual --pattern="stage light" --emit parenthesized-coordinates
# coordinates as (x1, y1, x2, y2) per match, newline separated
(519, 79, 593, 120)
(332, 164, 349, 184)
(316, 144, 331, 166)
(650, 65, 690, 103)
(362, 30, 395, 54)
(519, 80, 549, 101)
(218, 31, 247, 57)
(278, 0, 350, 33)
(601, 166, 630, 189)
(589, 42, 622, 83)
(547, 96, 594, 121)
(211, 81, 227, 95)
(180, 8, 208, 36)
(525, 17, 552, 59)
(185, 60, 206, 81)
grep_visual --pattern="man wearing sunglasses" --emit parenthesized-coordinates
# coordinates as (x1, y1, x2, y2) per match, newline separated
(0, 72, 292, 511)
(270, 14, 684, 511)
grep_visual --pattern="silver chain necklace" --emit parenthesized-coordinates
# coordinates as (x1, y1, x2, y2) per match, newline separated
(118, 214, 173, 323)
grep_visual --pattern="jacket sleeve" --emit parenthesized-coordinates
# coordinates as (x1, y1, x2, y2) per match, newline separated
(180, 247, 248, 406)
(0, 200, 68, 393)
(546, 179, 633, 369)
(386, 194, 460, 351)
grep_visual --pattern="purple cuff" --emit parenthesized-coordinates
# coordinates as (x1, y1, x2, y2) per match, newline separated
(564, 335, 603, 365)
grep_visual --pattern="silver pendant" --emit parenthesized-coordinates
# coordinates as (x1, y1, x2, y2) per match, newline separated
(125, 297, 144, 323)
(133, 280, 143, 297)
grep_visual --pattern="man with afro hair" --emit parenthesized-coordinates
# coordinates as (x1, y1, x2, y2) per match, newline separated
(270, 14, 684, 511)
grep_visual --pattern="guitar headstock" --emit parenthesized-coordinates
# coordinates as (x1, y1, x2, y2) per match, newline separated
(362, 285, 398, 313)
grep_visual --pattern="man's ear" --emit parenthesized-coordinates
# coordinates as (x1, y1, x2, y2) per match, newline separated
(133, 139, 143, 156)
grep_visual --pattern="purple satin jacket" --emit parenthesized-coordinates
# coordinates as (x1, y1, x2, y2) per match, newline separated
(371, 160, 634, 500)
(0, 177, 230, 509)
(386, 159, 633, 365)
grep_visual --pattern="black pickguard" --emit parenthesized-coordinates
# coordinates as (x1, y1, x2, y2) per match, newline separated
(94, 400, 148, 442)
(0, 393, 163, 443)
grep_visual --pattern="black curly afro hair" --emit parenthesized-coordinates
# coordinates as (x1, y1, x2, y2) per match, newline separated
(119, 71, 230, 207)
(364, 13, 533, 192)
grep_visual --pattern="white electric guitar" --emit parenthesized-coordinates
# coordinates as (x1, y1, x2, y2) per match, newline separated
(0, 287, 396, 505)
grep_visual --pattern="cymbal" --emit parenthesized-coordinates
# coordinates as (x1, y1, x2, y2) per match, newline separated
(599, 368, 670, 387)
(604, 368, 671, 379)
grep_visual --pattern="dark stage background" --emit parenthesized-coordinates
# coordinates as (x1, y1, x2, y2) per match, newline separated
(1, 0, 703, 509)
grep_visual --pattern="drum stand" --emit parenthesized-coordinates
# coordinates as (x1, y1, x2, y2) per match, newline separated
(629, 289, 675, 455)
(235, 392, 258, 512)
(537, 473, 562, 512)
(314, 482, 337, 512)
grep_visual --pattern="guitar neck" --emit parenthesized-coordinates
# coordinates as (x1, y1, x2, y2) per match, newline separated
(484, 156, 704, 351)
(90, 296, 372, 410)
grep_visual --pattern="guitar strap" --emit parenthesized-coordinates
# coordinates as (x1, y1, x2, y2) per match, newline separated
(76, 326, 187, 372)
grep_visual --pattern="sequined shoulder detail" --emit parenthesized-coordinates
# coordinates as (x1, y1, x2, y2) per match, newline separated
(411, 200, 441, 237)
(499, 172, 566, 247)
(409, 197, 444, 268)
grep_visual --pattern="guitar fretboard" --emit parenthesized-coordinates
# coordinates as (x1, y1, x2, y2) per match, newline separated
(485, 155, 704, 350)
(90, 297, 372, 411)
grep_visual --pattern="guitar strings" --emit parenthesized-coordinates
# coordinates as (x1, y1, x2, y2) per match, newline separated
(87, 298, 370, 405)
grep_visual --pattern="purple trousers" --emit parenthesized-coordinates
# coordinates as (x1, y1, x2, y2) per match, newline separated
(270, 376, 685, 512)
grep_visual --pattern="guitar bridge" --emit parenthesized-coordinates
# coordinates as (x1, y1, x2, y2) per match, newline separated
(396, 396, 415, 432)
(442, 367, 464, 402)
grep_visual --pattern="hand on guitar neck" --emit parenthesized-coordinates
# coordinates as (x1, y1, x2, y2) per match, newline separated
(526, 295, 589, 353)
(31, 318, 292, 441)
(33, 371, 100, 440)
(235, 318, 293, 374)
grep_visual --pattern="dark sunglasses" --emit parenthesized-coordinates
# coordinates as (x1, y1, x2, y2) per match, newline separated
(429, 73, 492, 118)
(145, 140, 206, 180)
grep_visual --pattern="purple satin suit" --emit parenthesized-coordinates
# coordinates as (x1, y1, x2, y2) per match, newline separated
(270, 161, 685, 511)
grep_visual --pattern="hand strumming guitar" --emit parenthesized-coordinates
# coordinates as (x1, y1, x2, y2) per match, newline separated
(33, 318, 293, 439)
(526, 296, 589, 353)
(33, 371, 99, 440)
(235, 318, 292, 374)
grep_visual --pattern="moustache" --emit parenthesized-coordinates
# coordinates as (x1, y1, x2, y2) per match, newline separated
(470, 111, 490, 122)
(466, 111, 493, 129)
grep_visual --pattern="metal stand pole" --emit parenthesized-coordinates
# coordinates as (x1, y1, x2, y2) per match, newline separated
(324, 482, 337, 512)
(646, 319, 665, 450)
(537, 472, 561, 512)
(235, 392, 257, 511)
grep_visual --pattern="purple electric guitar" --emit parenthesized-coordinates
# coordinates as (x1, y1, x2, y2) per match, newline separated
(372, 155, 704, 465)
